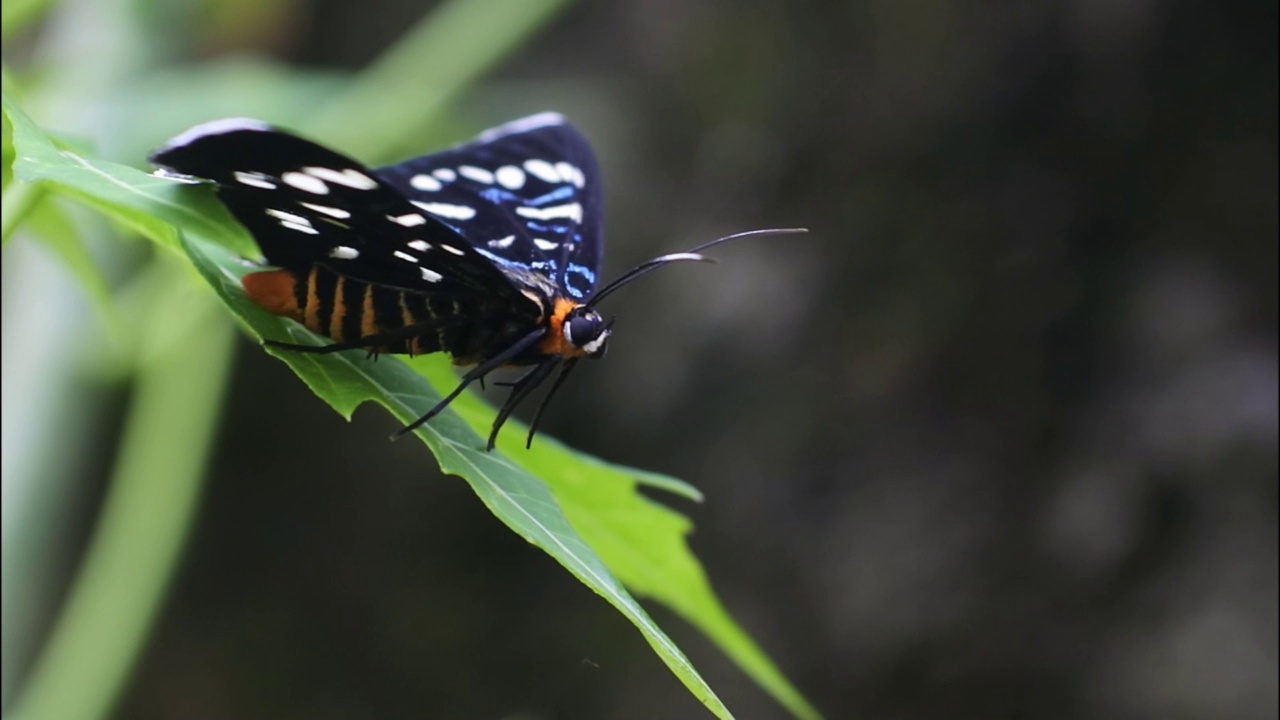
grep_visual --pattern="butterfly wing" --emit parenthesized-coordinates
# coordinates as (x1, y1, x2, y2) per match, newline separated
(374, 112, 605, 301)
(149, 118, 528, 302)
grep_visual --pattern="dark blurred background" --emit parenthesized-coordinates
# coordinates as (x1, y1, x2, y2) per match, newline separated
(8, 1, 1279, 719)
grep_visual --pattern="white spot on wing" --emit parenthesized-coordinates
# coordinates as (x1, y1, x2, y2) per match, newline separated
(420, 267, 443, 283)
(234, 171, 276, 189)
(407, 240, 431, 252)
(282, 222, 318, 234)
(495, 165, 526, 189)
(388, 212, 427, 227)
(554, 162, 577, 183)
(571, 167, 586, 188)
(440, 244, 466, 256)
(300, 202, 351, 219)
(266, 208, 310, 226)
(488, 235, 516, 249)
(303, 166, 378, 190)
(282, 171, 328, 194)
(515, 202, 583, 223)
(411, 200, 477, 220)
(394, 250, 418, 263)
(410, 174, 442, 191)
(458, 165, 495, 184)
(432, 168, 456, 181)
(330, 246, 360, 259)
(533, 238, 560, 251)
(523, 159, 560, 184)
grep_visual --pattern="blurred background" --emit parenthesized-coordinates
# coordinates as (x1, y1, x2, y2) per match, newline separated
(2, 1, 1276, 719)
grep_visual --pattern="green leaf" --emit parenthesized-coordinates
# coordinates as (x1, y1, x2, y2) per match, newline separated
(4, 88, 822, 720)
(3, 91, 254, 257)
(429, 364, 824, 720)
(185, 236, 735, 720)
(3, 86, 14, 191)
(24, 196, 123, 340)
(2, 177, 42, 247)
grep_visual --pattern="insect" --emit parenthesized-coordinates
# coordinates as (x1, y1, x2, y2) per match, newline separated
(150, 112, 805, 450)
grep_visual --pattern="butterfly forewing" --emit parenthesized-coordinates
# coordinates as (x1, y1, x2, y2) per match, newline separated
(373, 112, 605, 300)
(148, 119, 525, 301)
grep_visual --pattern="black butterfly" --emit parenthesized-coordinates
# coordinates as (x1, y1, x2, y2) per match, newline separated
(150, 113, 804, 450)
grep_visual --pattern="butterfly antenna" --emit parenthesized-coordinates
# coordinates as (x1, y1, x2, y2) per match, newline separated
(586, 227, 808, 308)
(682, 226, 809, 254)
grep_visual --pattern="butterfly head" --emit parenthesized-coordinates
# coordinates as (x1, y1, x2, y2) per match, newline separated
(562, 306, 612, 359)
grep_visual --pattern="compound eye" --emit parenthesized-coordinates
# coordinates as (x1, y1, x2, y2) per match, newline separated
(567, 315, 600, 348)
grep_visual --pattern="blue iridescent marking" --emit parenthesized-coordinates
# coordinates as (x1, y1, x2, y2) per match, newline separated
(564, 262, 596, 298)
(524, 221, 571, 235)
(478, 187, 519, 204)
(371, 118, 601, 307)
(475, 247, 526, 269)
(527, 186, 575, 206)
(567, 263, 596, 284)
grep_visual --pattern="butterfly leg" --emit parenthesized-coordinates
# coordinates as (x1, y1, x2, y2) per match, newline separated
(393, 328, 548, 442)
(493, 365, 542, 388)
(524, 359, 580, 449)
(482, 361, 546, 393)
(486, 359, 561, 451)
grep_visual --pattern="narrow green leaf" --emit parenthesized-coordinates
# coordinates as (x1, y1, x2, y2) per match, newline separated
(24, 196, 123, 340)
(3, 87, 14, 191)
(2, 91, 254, 257)
(2, 179, 43, 247)
(10, 263, 236, 720)
(305, 0, 573, 160)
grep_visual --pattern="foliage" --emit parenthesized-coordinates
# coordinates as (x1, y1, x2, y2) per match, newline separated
(0, 2, 818, 720)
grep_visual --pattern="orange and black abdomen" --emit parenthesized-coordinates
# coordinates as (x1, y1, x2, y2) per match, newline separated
(242, 265, 546, 363)
(242, 266, 446, 356)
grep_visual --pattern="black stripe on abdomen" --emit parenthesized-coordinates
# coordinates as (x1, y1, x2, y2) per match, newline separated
(394, 290, 442, 356)
(301, 266, 339, 338)
(336, 275, 366, 344)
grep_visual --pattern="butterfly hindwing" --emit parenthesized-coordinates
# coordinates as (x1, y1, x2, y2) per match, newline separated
(374, 112, 605, 300)
(148, 119, 526, 301)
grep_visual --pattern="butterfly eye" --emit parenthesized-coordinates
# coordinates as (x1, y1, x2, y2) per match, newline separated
(566, 314, 601, 348)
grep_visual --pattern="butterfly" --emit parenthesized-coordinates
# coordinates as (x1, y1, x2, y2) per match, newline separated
(150, 112, 805, 450)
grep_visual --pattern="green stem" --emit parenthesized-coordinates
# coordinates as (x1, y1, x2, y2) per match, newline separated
(10, 270, 236, 720)
(305, 0, 571, 159)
